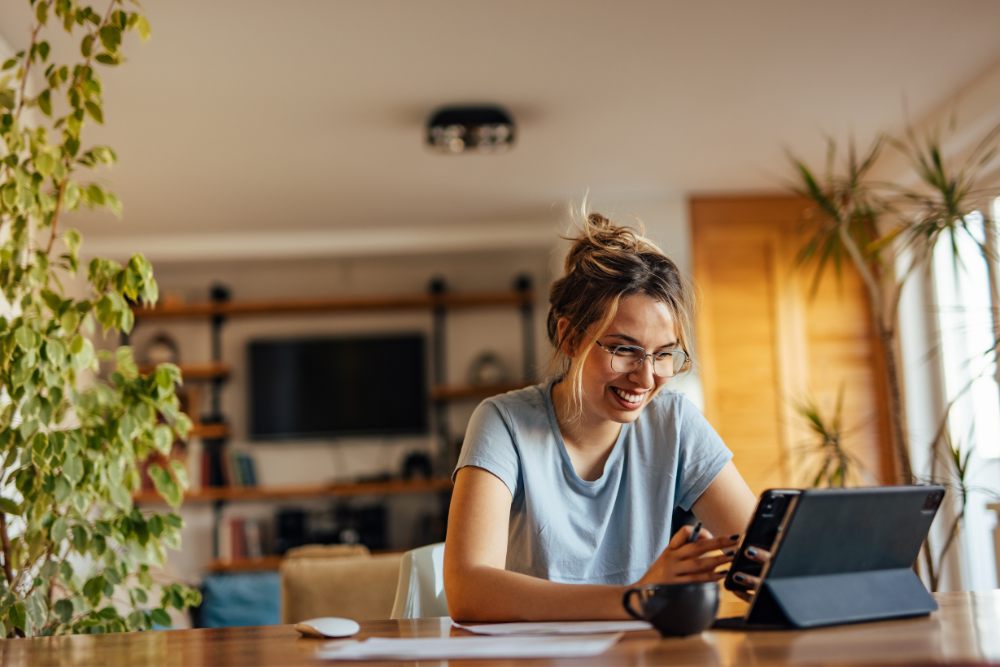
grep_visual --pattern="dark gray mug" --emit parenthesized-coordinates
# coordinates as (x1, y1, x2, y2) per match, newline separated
(623, 582, 719, 636)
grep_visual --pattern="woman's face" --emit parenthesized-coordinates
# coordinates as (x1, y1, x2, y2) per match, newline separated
(570, 294, 679, 427)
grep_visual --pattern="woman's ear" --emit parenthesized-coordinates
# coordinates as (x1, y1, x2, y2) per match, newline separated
(556, 317, 578, 358)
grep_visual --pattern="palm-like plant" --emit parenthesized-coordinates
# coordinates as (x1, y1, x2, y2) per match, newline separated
(892, 122, 1000, 391)
(789, 120, 1000, 591)
(790, 137, 914, 482)
(796, 388, 869, 488)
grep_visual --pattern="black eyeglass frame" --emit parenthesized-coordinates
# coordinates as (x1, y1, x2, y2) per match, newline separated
(594, 341, 690, 377)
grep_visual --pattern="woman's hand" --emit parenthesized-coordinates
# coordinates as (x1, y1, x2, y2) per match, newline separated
(634, 524, 739, 587)
(730, 546, 772, 602)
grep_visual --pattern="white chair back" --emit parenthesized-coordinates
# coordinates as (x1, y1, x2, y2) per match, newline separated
(389, 542, 448, 619)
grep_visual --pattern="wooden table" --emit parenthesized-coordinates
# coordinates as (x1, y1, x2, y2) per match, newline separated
(1, 591, 997, 666)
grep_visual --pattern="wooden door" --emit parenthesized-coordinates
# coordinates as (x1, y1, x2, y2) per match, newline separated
(691, 196, 894, 496)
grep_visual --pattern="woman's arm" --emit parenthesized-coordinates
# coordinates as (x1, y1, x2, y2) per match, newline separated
(690, 461, 757, 539)
(444, 466, 735, 622)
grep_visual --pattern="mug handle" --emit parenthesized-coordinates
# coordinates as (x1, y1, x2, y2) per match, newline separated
(622, 588, 644, 620)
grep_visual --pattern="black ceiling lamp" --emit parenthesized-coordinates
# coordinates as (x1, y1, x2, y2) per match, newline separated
(426, 105, 515, 154)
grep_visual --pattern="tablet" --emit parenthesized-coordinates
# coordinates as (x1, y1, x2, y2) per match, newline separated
(716, 485, 945, 629)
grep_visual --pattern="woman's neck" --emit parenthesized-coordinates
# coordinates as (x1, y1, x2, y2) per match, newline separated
(551, 378, 622, 480)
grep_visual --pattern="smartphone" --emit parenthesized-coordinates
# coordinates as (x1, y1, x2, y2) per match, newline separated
(724, 489, 800, 593)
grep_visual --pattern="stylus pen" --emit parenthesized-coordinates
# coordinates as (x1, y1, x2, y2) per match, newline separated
(688, 522, 703, 543)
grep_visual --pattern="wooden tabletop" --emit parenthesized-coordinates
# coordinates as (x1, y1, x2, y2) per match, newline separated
(1, 591, 997, 666)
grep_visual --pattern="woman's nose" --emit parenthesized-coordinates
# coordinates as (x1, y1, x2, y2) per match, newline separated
(629, 356, 656, 385)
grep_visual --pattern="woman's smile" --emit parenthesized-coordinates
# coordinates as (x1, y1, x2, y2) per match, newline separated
(610, 385, 648, 409)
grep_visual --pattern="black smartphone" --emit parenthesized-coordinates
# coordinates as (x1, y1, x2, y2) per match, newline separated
(724, 489, 800, 593)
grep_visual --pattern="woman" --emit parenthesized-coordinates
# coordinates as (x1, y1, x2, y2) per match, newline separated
(444, 211, 759, 621)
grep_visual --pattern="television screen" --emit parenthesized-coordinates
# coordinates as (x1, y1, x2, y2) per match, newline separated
(248, 333, 428, 439)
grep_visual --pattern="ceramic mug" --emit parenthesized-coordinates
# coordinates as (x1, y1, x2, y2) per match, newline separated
(622, 582, 719, 636)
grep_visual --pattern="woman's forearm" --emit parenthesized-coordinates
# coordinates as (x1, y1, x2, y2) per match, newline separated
(446, 564, 629, 622)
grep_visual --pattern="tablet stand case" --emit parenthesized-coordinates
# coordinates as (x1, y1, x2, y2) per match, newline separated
(714, 486, 943, 630)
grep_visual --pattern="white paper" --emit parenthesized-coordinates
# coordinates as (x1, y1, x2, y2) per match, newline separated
(454, 619, 652, 635)
(316, 633, 623, 661)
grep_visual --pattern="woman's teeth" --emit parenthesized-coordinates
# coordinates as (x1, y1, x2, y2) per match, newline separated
(612, 387, 643, 404)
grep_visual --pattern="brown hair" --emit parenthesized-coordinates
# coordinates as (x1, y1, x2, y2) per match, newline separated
(547, 209, 694, 419)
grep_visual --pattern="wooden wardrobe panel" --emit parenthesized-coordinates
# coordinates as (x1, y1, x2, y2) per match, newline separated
(691, 196, 892, 496)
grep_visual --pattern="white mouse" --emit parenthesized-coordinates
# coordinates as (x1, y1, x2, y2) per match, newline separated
(294, 617, 361, 638)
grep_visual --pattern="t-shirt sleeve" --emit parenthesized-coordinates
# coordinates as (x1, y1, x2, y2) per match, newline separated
(674, 396, 733, 511)
(452, 399, 521, 498)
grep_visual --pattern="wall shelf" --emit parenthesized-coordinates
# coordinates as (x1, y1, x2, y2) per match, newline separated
(133, 476, 454, 505)
(131, 290, 533, 321)
(189, 423, 230, 439)
(130, 280, 534, 562)
(138, 362, 230, 380)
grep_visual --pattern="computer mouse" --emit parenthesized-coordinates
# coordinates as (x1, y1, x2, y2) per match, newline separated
(294, 617, 361, 638)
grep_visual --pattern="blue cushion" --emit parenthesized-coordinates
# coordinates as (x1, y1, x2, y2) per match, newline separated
(200, 572, 282, 628)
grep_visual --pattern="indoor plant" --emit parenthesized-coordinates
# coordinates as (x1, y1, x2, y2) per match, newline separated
(789, 122, 1000, 589)
(0, 0, 199, 636)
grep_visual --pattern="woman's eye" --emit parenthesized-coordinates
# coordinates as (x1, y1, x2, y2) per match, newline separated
(615, 348, 641, 359)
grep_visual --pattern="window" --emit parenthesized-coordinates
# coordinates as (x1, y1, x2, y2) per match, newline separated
(933, 206, 1000, 459)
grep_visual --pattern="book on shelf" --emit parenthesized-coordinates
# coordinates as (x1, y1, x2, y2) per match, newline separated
(219, 517, 264, 562)
(202, 443, 258, 489)
(244, 519, 263, 559)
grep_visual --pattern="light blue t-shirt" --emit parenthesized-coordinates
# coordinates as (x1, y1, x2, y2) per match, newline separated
(454, 376, 732, 586)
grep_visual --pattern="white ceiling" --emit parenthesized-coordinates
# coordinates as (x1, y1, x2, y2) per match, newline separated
(2, 0, 1000, 242)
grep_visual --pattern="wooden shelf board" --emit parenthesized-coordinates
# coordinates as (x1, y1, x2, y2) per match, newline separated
(133, 477, 453, 505)
(138, 362, 230, 380)
(132, 290, 534, 321)
(189, 423, 230, 439)
(430, 381, 530, 401)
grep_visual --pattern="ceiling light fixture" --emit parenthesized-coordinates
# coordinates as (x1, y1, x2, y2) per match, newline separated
(426, 105, 515, 154)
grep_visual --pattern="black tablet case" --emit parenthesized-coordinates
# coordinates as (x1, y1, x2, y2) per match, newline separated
(715, 486, 943, 630)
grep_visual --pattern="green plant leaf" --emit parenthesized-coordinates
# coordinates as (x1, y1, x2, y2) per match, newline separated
(136, 15, 151, 41)
(0, 497, 18, 515)
(9, 603, 25, 631)
(34, 152, 55, 177)
(147, 464, 181, 508)
(54, 476, 72, 503)
(99, 25, 121, 53)
(51, 516, 68, 544)
(54, 599, 73, 623)
(82, 576, 105, 605)
(37, 89, 51, 117)
(63, 453, 83, 485)
(80, 33, 94, 58)
(83, 101, 103, 125)
(72, 524, 89, 553)
(154, 424, 173, 454)
(149, 608, 171, 628)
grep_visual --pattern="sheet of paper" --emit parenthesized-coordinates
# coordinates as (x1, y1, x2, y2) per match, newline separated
(454, 619, 652, 635)
(316, 633, 623, 661)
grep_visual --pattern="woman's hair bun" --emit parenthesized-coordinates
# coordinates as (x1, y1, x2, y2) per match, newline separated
(563, 211, 651, 275)
(587, 212, 613, 230)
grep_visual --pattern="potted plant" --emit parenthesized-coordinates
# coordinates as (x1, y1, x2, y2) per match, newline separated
(0, 0, 199, 636)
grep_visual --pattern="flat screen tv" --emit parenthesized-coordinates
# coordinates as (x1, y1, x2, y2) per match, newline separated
(248, 333, 428, 440)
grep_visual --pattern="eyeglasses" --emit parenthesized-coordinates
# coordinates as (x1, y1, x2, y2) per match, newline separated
(594, 341, 689, 377)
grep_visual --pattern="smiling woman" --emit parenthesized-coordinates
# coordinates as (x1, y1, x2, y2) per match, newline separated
(443, 209, 758, 622)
